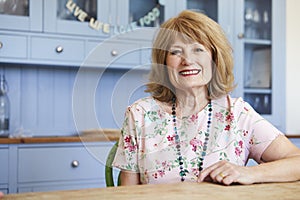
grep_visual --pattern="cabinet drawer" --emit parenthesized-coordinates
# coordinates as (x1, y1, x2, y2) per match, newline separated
(0, 147, 9, 184)
(86, 40, 140, 67)
(0, 35, 27, 58)
(31, 37, 84, 62)
(18, 144, 111, 183)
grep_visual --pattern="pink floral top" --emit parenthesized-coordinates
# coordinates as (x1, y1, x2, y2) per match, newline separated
(112, 95, 282, 184)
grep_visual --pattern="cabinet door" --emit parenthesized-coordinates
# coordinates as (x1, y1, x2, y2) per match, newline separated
(233, 0, 286, 131)
(0, 0, 42, 31)
(0, 154, 8, 194)
(0, 147, 9, 185)
(44, 0, 111, 37)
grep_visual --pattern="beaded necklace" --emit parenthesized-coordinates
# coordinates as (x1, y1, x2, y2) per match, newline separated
(171, 97, 212, 182)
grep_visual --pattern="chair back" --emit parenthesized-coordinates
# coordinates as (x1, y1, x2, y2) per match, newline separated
(105, 141, 120, 187)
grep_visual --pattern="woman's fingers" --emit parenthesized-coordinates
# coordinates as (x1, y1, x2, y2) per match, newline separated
(197, 161, 220, 182)
(198, 160, 252, 185)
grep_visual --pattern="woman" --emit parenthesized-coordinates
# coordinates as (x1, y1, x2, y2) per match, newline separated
(112, 10, 300, 185)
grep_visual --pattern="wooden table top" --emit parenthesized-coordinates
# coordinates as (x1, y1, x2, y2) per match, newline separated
(3, 181, 300, 200)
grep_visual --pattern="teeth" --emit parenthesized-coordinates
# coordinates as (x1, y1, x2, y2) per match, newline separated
(180, 70, 200, 75)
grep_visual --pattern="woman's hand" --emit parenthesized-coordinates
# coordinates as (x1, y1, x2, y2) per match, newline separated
(0, 191, 4, 198)
(198, 160, 255, 185)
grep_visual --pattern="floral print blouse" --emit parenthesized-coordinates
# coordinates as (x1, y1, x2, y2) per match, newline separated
(112, 95, 282, 184)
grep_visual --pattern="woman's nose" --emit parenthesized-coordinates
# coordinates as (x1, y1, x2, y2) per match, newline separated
(181, 54, 194, 66)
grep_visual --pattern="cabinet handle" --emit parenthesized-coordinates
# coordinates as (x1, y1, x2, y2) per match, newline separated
(237, 33, 244, 39)
(71, 160, 79, 168)
(0, 41, 3, 49)
(56, 46, 64, 53)
(111, 50, 118, 56)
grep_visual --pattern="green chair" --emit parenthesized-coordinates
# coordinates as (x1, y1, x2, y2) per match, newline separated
(105, 141, 121, 187)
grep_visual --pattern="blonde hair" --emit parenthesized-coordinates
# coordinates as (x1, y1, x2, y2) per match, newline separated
(145, 10, 235, 102)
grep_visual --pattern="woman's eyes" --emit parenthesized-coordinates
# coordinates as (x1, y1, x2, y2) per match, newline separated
(169, 47, 205, 56)
(170, 50, 182, 55)
(170, 47, 205, 56)
(194, 47, 204, 52)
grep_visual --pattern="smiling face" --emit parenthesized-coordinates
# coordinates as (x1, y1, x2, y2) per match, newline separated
(166, 37, 213, 93)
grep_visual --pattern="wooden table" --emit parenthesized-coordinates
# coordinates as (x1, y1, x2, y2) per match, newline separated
(3, 181, 300, 200)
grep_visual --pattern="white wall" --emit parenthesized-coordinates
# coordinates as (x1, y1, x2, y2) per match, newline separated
(286, 0, 300, 135)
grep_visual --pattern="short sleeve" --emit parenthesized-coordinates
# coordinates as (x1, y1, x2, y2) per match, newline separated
(112, 106, 140, 172)
(238, 99, 283, 163)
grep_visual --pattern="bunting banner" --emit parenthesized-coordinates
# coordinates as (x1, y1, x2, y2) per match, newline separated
(65, 0, 160, 35)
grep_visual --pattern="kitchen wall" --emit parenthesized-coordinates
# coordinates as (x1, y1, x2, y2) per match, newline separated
(286, 0, 300, 135)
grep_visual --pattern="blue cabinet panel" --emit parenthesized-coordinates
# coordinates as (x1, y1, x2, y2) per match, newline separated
(85, 40, 140, 67)
(0, 142, 115, 193)
(20, 67, 38, 134)
(0, 147, 9, 184)
(0, 34, 27, 59)
(18, 143, 111, 183)
(31, 37, 85, 62)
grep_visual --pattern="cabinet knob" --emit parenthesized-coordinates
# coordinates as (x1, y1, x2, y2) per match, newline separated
(237, 33, 244, 39)
(71, 160, 79, 168)
(111, 50, 118, 56)
(56, 46, 64, 53)
(0, 41, 3, 49)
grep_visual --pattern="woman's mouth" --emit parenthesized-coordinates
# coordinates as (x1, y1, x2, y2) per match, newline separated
(179, 69, 201, 76)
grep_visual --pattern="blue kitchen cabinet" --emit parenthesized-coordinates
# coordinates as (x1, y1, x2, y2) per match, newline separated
(232, 0, 286, 132)
(0, 145, 9, 194)
(14, 142, 114, 193)
(0, 0, 232, 68)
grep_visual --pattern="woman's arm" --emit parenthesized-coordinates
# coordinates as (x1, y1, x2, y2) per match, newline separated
(198, 135, 300, 185)
(251, 135, 300, 182)
(119, 170, 141, 186)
